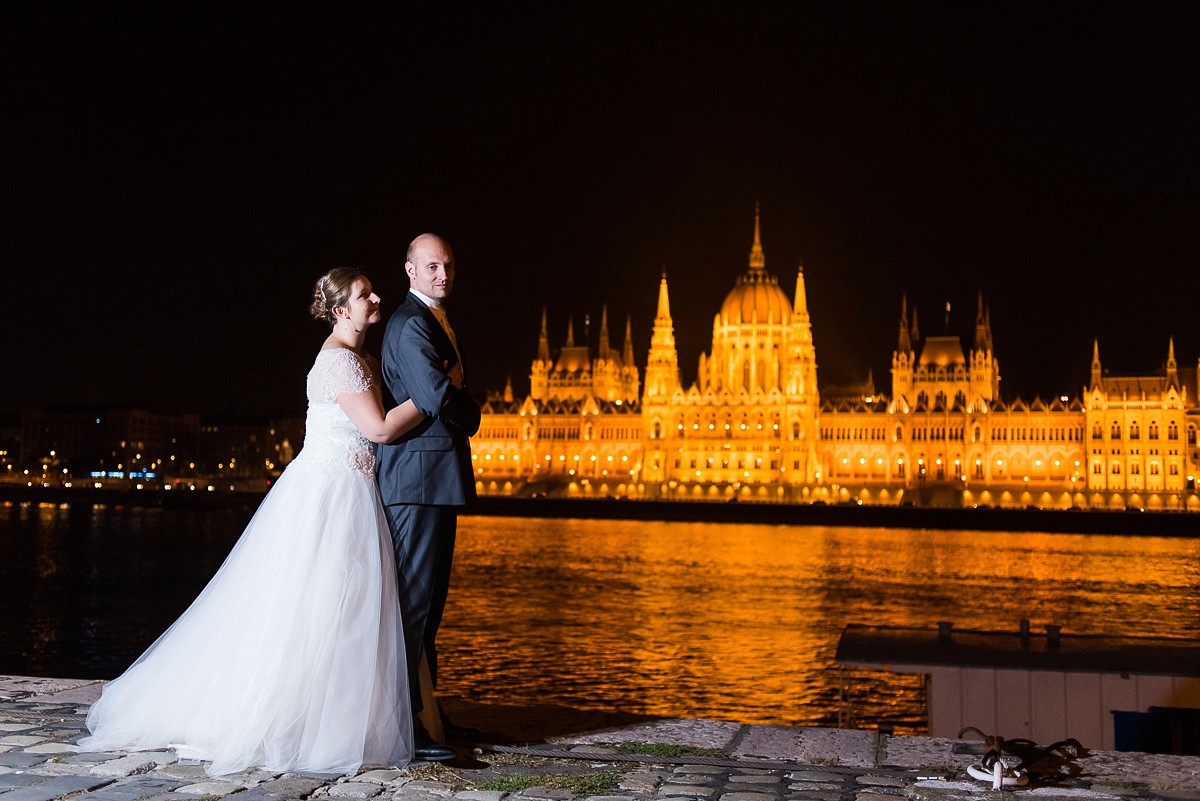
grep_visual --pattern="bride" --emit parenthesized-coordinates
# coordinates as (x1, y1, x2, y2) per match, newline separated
(79, 268, 430, 776)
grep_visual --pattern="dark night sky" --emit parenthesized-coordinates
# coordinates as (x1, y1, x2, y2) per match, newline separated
(3, 2, 1197, 418)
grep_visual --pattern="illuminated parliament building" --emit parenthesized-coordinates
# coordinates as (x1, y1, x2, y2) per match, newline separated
(472, 212, 1200, 511)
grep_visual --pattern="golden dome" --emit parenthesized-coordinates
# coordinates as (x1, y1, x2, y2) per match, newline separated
(719, 204, 792, 325)
(719, 271, 792, 325)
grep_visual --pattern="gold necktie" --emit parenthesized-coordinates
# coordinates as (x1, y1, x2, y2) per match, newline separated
(433, 307, 460, 361)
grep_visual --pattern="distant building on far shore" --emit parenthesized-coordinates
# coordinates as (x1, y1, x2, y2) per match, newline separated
(14, 406, 302, 489)
(472, 208, 1200, 511)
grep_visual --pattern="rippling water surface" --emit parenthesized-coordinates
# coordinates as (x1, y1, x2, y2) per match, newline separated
(4, 500, 1200, 734)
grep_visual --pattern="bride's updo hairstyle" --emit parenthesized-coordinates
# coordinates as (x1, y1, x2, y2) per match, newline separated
(310, 267, 365, 327)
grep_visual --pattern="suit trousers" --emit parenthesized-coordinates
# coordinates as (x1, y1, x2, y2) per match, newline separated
(384, 503, 458, 716)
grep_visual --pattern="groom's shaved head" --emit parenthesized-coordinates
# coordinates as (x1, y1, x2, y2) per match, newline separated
(406, 233, 451, 264)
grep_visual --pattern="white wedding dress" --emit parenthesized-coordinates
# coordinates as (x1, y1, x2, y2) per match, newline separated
(79, 348, 413, 776)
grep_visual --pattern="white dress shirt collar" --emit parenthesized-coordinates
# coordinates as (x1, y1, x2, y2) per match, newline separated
(409, 287, 442, 309)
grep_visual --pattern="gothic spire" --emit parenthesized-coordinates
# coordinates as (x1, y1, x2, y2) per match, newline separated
(974, 291, 988, 351)
(623, 314, 635, 365)
(748, 202, 765, 274)
(655, 269, 673, 324)
(792, 262, 809, 321)
(1168, 337, 1179, 386)
(898, 294, 911, 353)
(537, 305, 550, 362)
(598, 305, 611, 361)
(645, 272, 680, 399)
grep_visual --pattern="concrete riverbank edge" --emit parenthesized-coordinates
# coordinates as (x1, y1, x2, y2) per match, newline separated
(2, 677, 1198, 801)
(7, 485, 1200, 537)
(5, 485, 1199, 537)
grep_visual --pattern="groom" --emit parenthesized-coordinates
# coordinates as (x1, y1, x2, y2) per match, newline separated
(377, 232, 481, 761)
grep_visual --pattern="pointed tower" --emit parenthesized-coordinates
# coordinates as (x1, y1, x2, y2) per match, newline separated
(622, 315, 635, 365)
(974, 291, 988, 351)
(783, 261, 821, 483)
(1167, 337, 1179, 388)
(891, 295, 915, 402)
(792, 261, 809, 319)
(748, 201, 766, 274)
(784, 262, 818, 398)
(644, 273, 680, 401)
(969, 292, 999, 404)
(592, 305, 616, 400)
(621, 314, 640, 401)
(641, 272, 680, 483)
(530, 306, 552, 400)
(597, 306, 612, 362)
(1090, 339, 1102, 389)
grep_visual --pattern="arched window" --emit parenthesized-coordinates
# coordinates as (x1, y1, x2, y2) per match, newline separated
(973, 426, 981, 442)
(895, 425, 904, 442)
(1112, 463, 1121, 475)
(1111, 422, 1121, 439)
(1150, 462, 1160, 475)
(1130, 423, 1140, 440)
(1131, 463, 1141, 475)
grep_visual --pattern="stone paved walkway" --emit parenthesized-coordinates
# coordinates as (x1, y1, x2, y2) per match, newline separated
(2, 676, 1199, 801)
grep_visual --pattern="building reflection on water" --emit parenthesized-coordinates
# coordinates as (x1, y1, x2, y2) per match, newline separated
(8, 500, 1198, 735)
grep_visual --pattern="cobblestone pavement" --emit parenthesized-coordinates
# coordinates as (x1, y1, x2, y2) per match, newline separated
(2, 676, 1199, 801)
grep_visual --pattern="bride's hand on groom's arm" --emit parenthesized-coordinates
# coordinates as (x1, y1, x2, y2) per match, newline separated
(338, 392, 425, 443)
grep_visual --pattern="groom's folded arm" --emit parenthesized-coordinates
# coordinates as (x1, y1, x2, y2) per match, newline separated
(394, 317, 481, 435)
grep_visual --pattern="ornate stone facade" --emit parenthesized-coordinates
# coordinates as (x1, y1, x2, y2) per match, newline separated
(472, 211, 1200, 509)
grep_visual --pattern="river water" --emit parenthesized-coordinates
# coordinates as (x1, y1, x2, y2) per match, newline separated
(3, 499, 1200, 734)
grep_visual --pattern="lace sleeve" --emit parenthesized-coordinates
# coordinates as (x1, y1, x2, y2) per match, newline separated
(309, 348, 373, 403)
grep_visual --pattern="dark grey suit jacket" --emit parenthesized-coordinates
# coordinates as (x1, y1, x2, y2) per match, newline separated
(376, 291, 481, 507)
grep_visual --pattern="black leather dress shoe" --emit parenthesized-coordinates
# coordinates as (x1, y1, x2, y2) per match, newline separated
(413, 724, 456, 761)
(440, 714, 483, 741)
